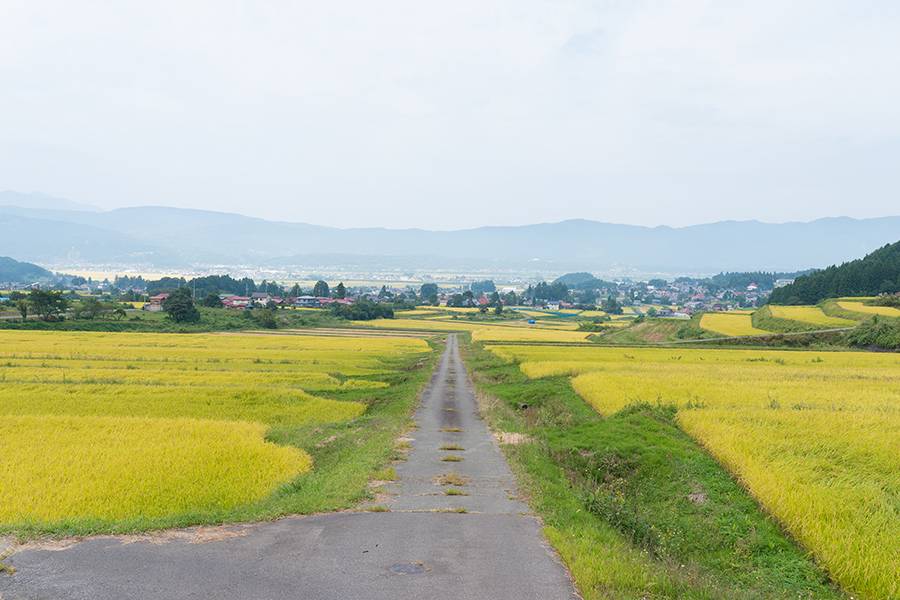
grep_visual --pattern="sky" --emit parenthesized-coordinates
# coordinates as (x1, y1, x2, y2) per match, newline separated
(2, 1, 899, 230)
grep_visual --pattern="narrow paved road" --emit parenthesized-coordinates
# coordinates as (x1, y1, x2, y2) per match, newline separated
(0, 335, 576, 600)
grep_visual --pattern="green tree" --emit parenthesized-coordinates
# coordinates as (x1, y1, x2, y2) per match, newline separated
(289, 283, 302, 297)
(335, 282, 346, 299)
(29, 289, 69, 321)
(602, 294, 623, 315)
(470, 280, 496, 296)
(313, 280, 330, 297)
(78, 297, 104, 319)
(162, 287, 200, 323)
(16, 299, 28, 320)
(202, 293, 224, 308)
(112, 307, 127, 320)
(419, 283, 438, 303)
(251, 308, 277, 329)
(329, 298, 394, 320)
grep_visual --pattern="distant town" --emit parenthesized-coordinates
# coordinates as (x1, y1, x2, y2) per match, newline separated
(1, 260, 804, 319)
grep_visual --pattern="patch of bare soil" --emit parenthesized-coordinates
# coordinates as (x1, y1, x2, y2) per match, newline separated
(15, 525, 252, 553)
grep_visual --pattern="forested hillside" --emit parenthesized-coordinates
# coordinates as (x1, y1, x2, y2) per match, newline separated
(0, 256, 53, 283)
(769, 241, 900, 304)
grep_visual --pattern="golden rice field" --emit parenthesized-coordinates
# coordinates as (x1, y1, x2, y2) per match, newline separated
(487, 344, 900, 600)
(837, 300, 900, 318)
(0, 415, 309, 523)
(0, 330, 430, 529)
(768, 305, 857, 327)
(699, 312, 769, 336)
(353, 317, 592, 342)
(512, 309, 555, 318)
(434, 306, 481, 313)
(395, 308, 445, 316)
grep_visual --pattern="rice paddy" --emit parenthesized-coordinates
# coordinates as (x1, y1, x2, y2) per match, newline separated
(352, 317, 592, 342)
(699, 312, 769, 336)
(0, 330, 431, 531)
(486, 344, 900, 600)
(767, 305, 857, 328)
(837, 300, 900, 318)
(0, 415, 310, 524)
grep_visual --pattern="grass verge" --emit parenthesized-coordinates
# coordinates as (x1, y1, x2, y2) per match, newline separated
(462, 340, 844, 600)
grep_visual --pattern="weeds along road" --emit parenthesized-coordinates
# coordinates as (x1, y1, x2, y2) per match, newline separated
(0, 334, 576, 600)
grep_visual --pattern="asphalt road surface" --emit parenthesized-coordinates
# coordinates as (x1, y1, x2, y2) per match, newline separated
(0, 334, 577, 600)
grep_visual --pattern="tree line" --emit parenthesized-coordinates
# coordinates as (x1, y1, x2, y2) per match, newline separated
(769, 241, 900, 304)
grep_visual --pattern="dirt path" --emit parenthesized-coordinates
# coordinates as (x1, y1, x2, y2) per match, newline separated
(0, 334, 576, 600)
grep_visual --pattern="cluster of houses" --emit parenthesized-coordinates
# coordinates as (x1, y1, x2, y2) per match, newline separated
(621, 279, 772, 314)
(220, 293, 354, 309)
(143, 292, 355, 312)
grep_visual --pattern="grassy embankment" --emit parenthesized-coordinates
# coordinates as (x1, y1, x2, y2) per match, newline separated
(594, 314, 712, 344)
(463, 341, 844, 600)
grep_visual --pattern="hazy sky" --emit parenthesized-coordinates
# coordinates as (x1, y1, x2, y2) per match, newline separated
(2, 1, 899, 229)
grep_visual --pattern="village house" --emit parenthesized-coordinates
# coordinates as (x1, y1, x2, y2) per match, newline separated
(318, 297, 353, 307)
(293, 296, 320, 308)
(250, 292, 272, 305)
(143, 293, 169, 312)
(222, 295, 251, 308)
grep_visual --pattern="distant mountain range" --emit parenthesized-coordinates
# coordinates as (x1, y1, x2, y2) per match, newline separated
(1, 191, 898, 275)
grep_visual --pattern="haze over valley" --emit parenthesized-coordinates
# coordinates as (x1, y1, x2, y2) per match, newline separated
(2, 191, 897, 281)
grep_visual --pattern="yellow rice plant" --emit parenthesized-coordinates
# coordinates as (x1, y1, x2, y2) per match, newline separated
(0, 415, 311, 524)
(699, 313, 769, 336)
(679, 409, 898, 600)
(470, 327, 590, 343)
(354, 318, 591, 342)
(0, 330, 429, 527)
(394, 309, 444, 316)
(768, 305, 857, 327)
(488, 343, 900, 371)
(490, 344, 900, 600)
(0, 384, 366, 426)
(512, 309, 555, 318)
(0, 363, 387, 391)
(0, 330, 430, 378)
(0, 330, 430, 362)
(837, 301, 900, 318)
